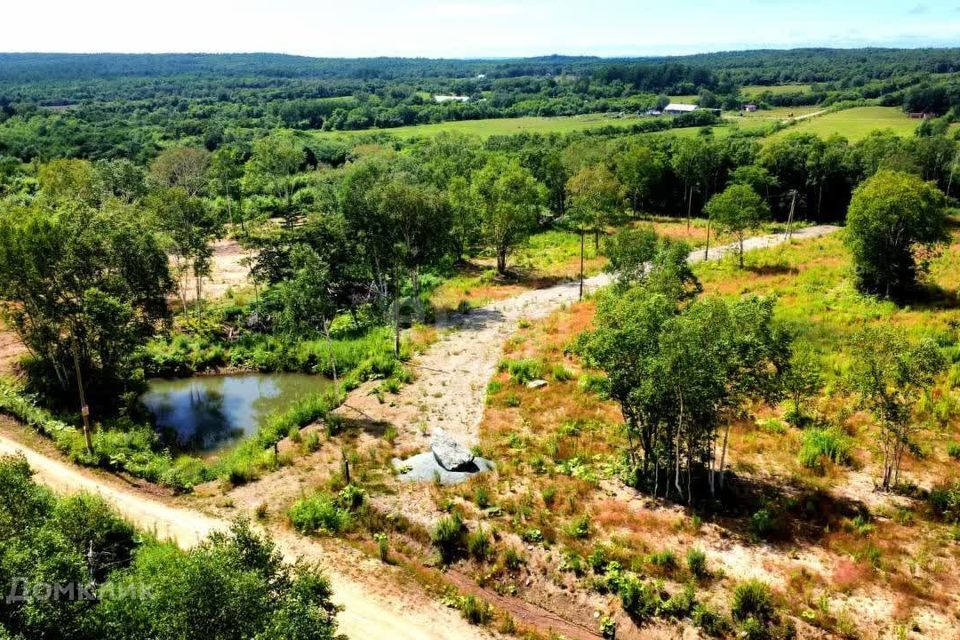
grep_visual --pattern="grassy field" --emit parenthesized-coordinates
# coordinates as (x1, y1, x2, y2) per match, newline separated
(311, 113, 654, 140)
(766, 106, 921, 142)
(460, 227, 960, 639)
(742, 84, 814, 96)
(724, 105, 825, 131)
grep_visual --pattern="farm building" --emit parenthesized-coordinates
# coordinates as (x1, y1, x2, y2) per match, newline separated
(434, 95, 470, 103)
(663, 103, 698, 115)
(743, 104, 758, 112)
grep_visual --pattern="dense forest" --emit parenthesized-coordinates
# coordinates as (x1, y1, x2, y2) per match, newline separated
(2, 49, 960, 161)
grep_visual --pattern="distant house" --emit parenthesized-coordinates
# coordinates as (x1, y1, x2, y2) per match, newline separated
(663, 103, 698, 115)
(434, 95, 471, 103)
(908, 112, 935, 119)
(743, 104, 758, 113)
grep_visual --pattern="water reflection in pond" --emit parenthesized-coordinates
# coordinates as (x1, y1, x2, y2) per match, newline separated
(141, 373, 331, 453)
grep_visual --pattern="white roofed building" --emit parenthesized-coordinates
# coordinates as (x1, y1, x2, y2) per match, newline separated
(662, 103, 698, 115)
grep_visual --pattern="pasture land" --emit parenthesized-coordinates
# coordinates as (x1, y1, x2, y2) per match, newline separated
(312, 113, 654, 140)
(766, 106, 921, 142)
(742, 83, 814, 96)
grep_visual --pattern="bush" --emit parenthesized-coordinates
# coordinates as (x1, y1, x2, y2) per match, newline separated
(687, 548, 708, 578)
(467, 528, 491, 561)
(798, 427, 854, 473)
(693, 603, 729, 637)
(288, 493, 350, 534)
(661, 583, 696, 619)
(565, 515, 591, 539)
(551, 364, 574, 382)
(503, 547, 525, 571)
(375, 533, 389, 563)
(459, 595, 493, 625)
(432, 513, 467, 563)
(499, 358, 544, 385)
(731, 580, 776, 623)
(948, 442, 960, 460)
(617, 574, 660, 623)
(648, 549, 677, 572)
(928, 480, 960, 523)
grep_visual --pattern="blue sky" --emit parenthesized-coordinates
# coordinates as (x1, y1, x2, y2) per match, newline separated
(3, 0, 960, 57)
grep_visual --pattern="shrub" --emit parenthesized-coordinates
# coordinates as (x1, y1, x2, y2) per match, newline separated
(551, 364, 574, 382)
(661, 583, 696, 619)
(948, 442, 960, 460)
(588, 546, 608, 573)
(503, 547, 525, 571)
(337, 484, 366, 510)
(375, 533, 389, 563)
(467, 528, 491, 561)
(432, 513, 467, 563)
(565, 515, 591, 539)
(473, 486, 490, 509)
(648, 549, 677, 572)
(578, 373, 610, 398)
(693, 603, 729, 637)
(928, 480, 960, 523)
(731, 580, 775, 623)
(288, 493, 349, 534)
(617, 574, 660, 623)
(303, 431, 321, 453)
(501, 358, 544, 385)
(687, 548, 708, 578)
(798, 427, 854, 473)
(459, 595, 493, 625)
(750, 508, 777, 538)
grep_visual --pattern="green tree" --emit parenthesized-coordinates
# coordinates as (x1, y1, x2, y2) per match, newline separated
(147, 188, 222, 322)
(844, 170, 948, 299)
(614, 144, 663, 214)
(373, 176, 449, 353)
(580, 286, 786, 501)
(603, 227, 701, 302)
(148, 146, 211, 197)
(781, 345, 822, 427)
(671, 137, 720, 230)
(704, 184, 770, 268)
(245, 134, 305, 224)
(0, 201, 170, 440)
(472, 156, 544, 275)
(209, 146, 246, 232)
(566, 164, 623, 297)
(846, 327, 944, 491)
(447, 175, 481, 263)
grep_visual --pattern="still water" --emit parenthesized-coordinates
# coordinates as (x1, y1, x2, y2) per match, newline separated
(141, 373, 331, 453)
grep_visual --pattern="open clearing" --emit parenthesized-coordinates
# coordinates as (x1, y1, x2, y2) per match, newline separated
(766, 106, 922, 141)
(312, 113, 651, 140)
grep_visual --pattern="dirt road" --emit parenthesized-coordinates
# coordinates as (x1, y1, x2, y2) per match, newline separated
(0, 225, 838, 640)
(341, 225, 841, 447)
(0, 424, 492, 640)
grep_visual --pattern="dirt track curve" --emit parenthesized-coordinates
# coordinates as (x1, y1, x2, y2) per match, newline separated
(0, 225, 839, 640)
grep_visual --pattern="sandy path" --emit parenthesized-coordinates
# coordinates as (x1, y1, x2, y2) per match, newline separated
(342, 225, 841, 447)
(0, 425, 492, 640)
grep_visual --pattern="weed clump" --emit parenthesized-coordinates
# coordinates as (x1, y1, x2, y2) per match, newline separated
(798, 427, 854, 473)
(432, 513, 467, 563)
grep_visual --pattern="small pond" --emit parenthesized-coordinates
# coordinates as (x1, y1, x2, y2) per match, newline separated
(141, 373, 332, 453)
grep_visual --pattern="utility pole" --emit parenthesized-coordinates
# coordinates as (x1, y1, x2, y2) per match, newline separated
(785, 191, 797, 242)
(72, 337, 93, 455)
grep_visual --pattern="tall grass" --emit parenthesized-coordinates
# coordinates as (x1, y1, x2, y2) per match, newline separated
(798, 427, 854, 473)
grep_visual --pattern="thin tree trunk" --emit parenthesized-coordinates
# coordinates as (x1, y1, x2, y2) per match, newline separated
(579, 229, 585, 301)
(393, 266, 401, 358)
(704, 215, 711, 260)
